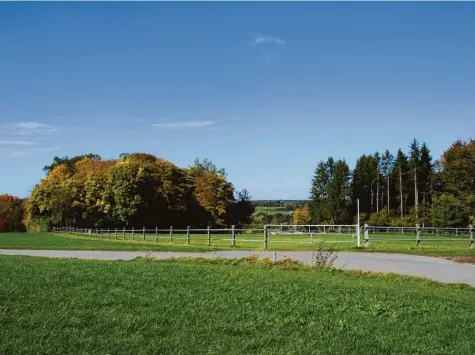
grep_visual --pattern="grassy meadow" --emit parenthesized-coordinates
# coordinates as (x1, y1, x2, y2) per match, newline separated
(1, 256, 474, 355)
(1, 232, 475, 259)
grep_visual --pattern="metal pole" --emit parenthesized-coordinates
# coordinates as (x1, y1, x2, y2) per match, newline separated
(155, 226, 158, 243)
(143, 226, 146, 241)
(207, 226, 211, 246)
(232, 225, 236, 247)
(132, 227, 135, 241)
(123, 227, 125, 240)
(115, 228, 117, 240)
(357, 199, 361, 247)
(169, 226, 173, 242)
(186, 226, 190, 244)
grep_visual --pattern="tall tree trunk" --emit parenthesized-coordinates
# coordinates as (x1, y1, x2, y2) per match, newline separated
(414, 169, 418, 219)
(370, 186, 374, 213)
(399, 166, 403, 218)
(387, 175, 390, 213)
(376, 176, 379, 214)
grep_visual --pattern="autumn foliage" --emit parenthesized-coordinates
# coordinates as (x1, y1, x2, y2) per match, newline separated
(0, 194, 25, 232)
(24, 154, 254, 231)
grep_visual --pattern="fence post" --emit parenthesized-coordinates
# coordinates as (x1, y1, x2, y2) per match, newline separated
(364, 224, 369, 248)
(207, 226, 211, 246)
(469, 225, 473, 249)
(264, 225, 268, 249)
(132, 227, 135, 241)
(95, 228, 98, 237)
(123, 227, 126, 240)
(232, 225, 236, 247)
(107, 228, 110, 238)
(169, 226, 173, 242)
(186, 226, 190, 244)
(416, 224, 421, 248)
(115, 228, 118, 240)
(155, 226, 158, 243)
(143, 227, 146, 241)
(101, 228, 104, 238)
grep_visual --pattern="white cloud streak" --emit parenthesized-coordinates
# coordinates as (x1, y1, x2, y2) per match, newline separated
(0, 121, 59, 158)
(250, 34, 285, 46)
(152, 120, 216, 129)
(0, 140, 37, 146)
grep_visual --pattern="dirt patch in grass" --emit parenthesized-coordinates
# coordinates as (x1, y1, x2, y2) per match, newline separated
(447, 255, 475, 264)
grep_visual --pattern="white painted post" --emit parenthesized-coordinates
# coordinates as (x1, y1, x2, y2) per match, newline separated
(310, 233, 313, 244)
(232, 225, 236, 247)
(101, 228, 104, 238)
(207, 226, 211, 246)
(357, 199, 361, 247)
(155, 227, 158, 242)
(169, 226, 173, 242)
(469, 225, 473, 249)
(143, 226, 146, 241)
(364, 224, 369, 248)
(115, 228, 118, 239)
(186, 226, 190, 244)
(107, 228, 110, 238)
(122, 227, 126, 240)
(416, 224, 421, 248)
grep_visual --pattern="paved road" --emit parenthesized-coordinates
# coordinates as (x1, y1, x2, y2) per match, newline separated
(2, 249, 475, 287)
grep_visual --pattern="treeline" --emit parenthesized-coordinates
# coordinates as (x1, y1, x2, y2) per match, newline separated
(309, 138, 475, 227)
(19, 154, 254, 231)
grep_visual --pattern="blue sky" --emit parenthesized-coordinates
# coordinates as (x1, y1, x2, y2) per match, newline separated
(1, 2, 474, 200)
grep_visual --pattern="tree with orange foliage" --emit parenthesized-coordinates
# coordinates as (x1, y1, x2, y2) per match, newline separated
(0, 194, 25, 232)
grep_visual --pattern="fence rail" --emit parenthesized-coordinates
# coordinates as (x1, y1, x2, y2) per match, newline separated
(53, 223, 474, 249)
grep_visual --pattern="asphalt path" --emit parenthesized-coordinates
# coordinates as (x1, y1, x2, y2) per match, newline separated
(1, 249, 475, 287)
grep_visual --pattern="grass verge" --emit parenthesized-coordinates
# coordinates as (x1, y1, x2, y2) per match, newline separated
(1, 255, 474, 354)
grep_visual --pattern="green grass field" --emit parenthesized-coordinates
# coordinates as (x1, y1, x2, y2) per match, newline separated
(1, 231, 475, 259)
(1, 256, 474, 354)
(255, 206, 292, 213)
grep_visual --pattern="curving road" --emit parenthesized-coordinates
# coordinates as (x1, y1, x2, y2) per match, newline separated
(1, 249, 475, 287)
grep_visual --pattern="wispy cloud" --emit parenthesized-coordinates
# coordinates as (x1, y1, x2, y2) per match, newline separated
(152, 120, 216, 129)
(249, 33, 286, 46)
(0, 121, 59, 158)
(0, 140, 37, 146)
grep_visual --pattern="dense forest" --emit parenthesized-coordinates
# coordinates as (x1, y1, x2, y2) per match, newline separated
(1, 154, 254, 232)
(308, 138, 475, 227)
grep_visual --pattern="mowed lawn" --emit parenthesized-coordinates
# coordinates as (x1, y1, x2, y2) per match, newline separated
(0, 256, 474, 355)
(1, 232, 475, 258)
